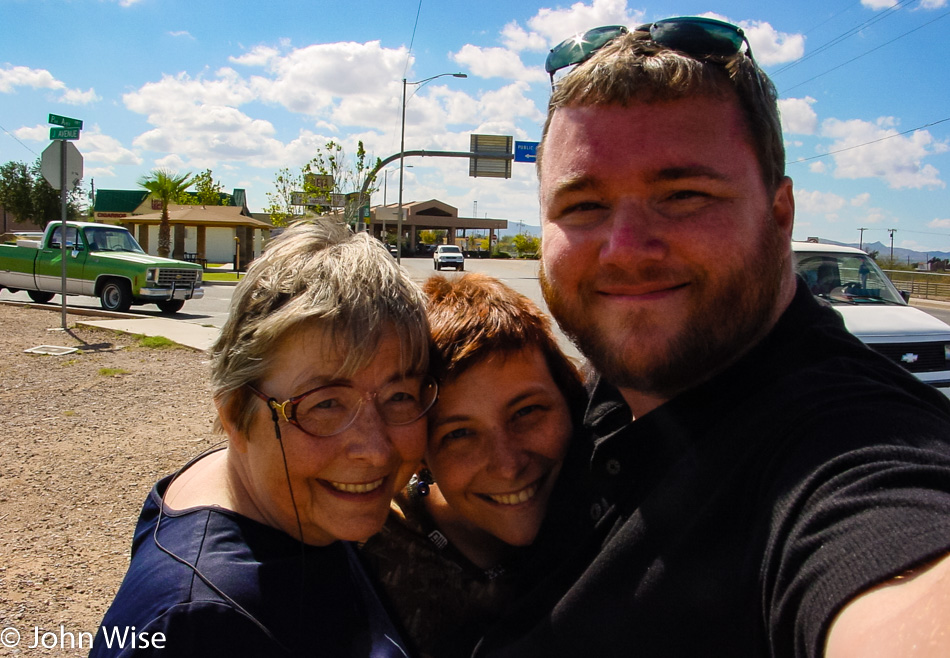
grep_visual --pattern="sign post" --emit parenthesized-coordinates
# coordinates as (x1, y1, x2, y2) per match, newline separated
(44, 114, 83, 329)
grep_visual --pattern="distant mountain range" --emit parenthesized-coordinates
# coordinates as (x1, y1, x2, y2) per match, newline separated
(814, 239, 950, 264)
(500, 222, 541, 238)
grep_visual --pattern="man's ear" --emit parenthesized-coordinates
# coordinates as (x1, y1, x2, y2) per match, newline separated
(772, 176, 795, 239)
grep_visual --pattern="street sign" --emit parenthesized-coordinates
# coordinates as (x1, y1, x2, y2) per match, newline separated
(304, 173, 334, 191)
(514, 141, 539, 163)
(48, 114, 83, 130)
(469, 134, 513, 179)
(41, 141, 83, 191)
(291, 192, 331, 207)
(50, 127, 80, 140)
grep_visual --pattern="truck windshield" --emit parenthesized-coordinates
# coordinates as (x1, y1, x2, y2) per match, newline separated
(84, 228, 145, 254)
(795, 252, 906, 305)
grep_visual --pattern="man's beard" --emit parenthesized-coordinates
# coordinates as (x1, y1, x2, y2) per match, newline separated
(540, 218, 791, 399)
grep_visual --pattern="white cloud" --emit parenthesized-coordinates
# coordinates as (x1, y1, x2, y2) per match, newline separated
(779, 96, 818, 135)
(809, 161, 827, 174)
(59, 87, 100, 105)
(851, 193, 871, 207)
(920, 0, 948, 8)
(124, 68, 256, 113)
(13, 124, 49, 142)
(796, 188, 848, 215)
(78, 128, 142, 166)
(861, 0, 899, 8)
(821, 117, 947, 189)
(169, 31, 194, 39)
(124, 68, 286, 166)
(250, 41, 407, 116)
(85, 166, 117, 179)
(738, 20, 806, 66)
(0, 65, 99, 106)
(863, 211, 887, 225)
(696, 13, 804, 66)
(451, 45, 547, 82)
(929, 218, 950, 229)
(500, 22, 549, 52)
(526, 0, 643, 44)
(230, 45, 281, 67)
(0, 65, 64, 93)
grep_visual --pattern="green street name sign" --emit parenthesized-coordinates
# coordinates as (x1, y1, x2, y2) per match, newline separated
(50, 127, 80, 140)
(48, 114, 83, 130)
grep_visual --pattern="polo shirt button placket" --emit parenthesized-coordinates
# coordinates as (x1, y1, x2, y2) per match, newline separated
(590, 502, 603, 520)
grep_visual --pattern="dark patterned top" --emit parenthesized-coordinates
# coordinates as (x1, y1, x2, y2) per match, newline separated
(361, 491, 529, 658)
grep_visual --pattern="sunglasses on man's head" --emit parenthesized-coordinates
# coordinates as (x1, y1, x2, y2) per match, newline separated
(545, 16, 756, 85)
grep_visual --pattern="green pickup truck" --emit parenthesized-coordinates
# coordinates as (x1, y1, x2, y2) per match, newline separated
(0, 221, 204, 314)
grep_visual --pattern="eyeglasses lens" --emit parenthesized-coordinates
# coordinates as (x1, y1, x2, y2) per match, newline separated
(295, 375, 438, 437)
(545, 25, 628, 75)
(649, 18, 744, 57)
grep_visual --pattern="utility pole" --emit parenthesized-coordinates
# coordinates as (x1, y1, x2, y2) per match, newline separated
(858, 227, 867, 251)
(888, 228, 897, 262)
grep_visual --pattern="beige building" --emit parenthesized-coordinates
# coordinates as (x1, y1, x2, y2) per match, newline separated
(367, 199, 507, 250)
(93, 188, 271, 266)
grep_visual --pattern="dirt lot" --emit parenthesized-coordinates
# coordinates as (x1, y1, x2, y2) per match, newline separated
(0, 303, 219, 656)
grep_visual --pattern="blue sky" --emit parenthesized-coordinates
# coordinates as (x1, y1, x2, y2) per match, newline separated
(2, 0, 949, 251)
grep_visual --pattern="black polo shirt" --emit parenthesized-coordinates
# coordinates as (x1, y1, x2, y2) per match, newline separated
(476, 279, 950, 658)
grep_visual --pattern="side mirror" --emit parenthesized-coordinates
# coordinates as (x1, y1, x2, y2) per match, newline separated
(900, 290, 911, 303)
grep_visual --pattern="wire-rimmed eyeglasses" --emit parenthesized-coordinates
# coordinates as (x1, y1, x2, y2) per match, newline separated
(247, 374, 439, 438)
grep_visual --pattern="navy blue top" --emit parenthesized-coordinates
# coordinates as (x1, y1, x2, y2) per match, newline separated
(91, 469, 409, 657)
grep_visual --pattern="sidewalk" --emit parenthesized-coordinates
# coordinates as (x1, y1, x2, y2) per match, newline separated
(76, 317, 220, 351)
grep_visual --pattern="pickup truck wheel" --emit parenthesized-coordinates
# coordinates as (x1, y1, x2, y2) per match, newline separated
(100, 281, 132, 312)
(156, 300, 185, 314)
(28, 290, 55, 304)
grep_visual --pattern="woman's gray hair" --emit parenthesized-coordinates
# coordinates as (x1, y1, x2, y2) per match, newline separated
(210, 219, 430, 435)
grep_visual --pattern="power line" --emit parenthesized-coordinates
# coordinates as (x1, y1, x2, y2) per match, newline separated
(796, 0, 865, 39)
(0, 122, 40, 158)
(779, 7, 950, 94)
(786, 116, 950, 165)
(403, 0, 424, 79)
(771, 0, 917, 78)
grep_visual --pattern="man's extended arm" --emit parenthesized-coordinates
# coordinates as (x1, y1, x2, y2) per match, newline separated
(825, 552, 950, 657)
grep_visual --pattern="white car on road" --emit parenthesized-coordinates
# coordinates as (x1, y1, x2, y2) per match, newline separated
(794, 241, 950, 389)
(433, 245, 465, 271)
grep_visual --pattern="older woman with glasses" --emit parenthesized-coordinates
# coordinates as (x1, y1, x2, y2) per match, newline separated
(91, 220, 435, 657)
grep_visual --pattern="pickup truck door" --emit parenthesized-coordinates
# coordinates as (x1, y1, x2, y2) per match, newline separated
(35, 225, 88, 294)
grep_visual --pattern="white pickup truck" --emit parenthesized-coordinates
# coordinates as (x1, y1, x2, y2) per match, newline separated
(794, 241, 950, 389)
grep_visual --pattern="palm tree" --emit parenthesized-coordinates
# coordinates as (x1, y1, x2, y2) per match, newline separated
(138, 169, 193, 258)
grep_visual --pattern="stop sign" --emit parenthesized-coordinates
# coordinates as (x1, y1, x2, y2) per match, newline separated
(41, 141, 83, 191)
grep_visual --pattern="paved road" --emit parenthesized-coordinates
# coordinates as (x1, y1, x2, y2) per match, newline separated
(0, 257, 584, 361)
(8, 258, 950, 366)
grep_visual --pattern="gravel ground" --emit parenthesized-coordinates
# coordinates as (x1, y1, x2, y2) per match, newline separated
(0, 303, 220, 656)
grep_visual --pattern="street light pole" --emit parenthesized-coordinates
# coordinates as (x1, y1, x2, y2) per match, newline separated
(398, 71, 466, 263)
